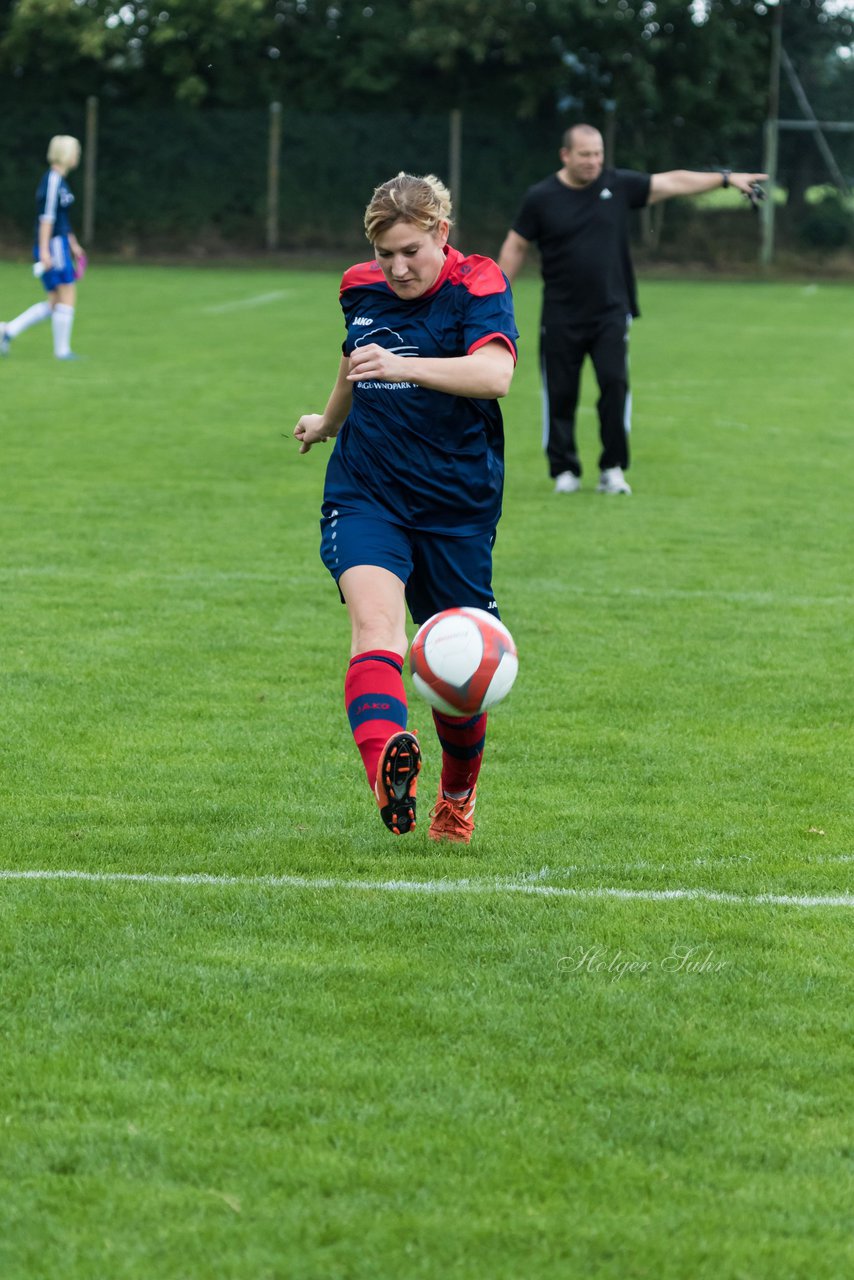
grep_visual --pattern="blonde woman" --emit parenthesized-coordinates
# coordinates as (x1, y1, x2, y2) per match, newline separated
(295, 173, 518, 844)
(1, 135, 85, 360)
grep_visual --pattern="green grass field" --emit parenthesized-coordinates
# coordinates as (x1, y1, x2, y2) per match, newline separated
(1, 259, 852, 1279)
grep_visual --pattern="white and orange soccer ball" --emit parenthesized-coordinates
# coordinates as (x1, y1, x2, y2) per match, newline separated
(409, 607, 519, 717)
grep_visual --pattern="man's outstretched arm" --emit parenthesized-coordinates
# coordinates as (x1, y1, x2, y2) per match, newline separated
(649, 169, 768, 205)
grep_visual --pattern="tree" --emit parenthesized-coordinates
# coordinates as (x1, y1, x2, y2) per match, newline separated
(2, 0, 851, 165)
(772, 0, 854, 216)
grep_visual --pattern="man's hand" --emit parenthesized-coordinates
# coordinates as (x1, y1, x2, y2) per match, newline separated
(728, 172, 769, 200)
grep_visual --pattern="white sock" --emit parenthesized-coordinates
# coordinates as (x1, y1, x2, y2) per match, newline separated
(52, 303, 75, 357)
(7, 300, 52, 338)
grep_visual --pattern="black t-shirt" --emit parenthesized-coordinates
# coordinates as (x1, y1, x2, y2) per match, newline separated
(512, 168, 651, 322)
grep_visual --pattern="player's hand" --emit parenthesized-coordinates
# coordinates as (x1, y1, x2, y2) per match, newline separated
(294, 413, 330, 454)
(347, 343, 408, 383)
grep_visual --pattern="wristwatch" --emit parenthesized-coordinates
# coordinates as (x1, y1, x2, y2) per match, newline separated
(720, 169, 731, 189)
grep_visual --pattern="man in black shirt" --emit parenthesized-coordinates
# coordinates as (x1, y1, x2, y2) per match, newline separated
(499, 124, 766, 494)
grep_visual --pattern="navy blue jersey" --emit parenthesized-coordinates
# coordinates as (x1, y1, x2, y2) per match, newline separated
(322, 245, 518, 536)
(34, 168, 75, 241)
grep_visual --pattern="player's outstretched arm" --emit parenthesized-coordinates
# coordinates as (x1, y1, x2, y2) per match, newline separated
(294, 355, 352, 454)
(649, 170, 769, 205)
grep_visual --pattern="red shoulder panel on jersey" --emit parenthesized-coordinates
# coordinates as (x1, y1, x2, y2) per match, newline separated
(340, 260, 385, 296)
(448, 253, 508, 297)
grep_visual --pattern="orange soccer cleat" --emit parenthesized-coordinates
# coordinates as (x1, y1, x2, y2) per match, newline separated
(428, 787, 477, 844)
(375, 730, 421, 835)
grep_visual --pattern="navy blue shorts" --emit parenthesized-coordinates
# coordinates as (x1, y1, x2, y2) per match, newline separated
(37, 235, 76, 291)
(320, 506, 500, 625)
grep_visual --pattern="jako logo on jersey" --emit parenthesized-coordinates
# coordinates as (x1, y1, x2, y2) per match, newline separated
(352, 317, 373, 326)
(487, 600, 498, 610)
(600, 188, 613, 200)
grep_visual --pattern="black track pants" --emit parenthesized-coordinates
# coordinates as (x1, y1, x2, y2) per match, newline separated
(540, 312, 631, 478)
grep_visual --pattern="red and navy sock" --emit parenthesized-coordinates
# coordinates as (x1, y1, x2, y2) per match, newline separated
(432, 710, 487, 799)
(345, 650, 408, 786)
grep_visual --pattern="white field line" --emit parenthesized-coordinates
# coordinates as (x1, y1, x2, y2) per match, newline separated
(529, 852, 854, 873)
(200, 291, 290, 313)
(1, 868, 852, 909)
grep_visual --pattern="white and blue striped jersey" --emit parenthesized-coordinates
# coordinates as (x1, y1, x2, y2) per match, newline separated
(34, 168, 76, 240)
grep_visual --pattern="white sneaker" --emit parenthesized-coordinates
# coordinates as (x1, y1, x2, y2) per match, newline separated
(554, 471, 581, 494)
(597, 466, 632, 495)
(0, 323, 10, 356)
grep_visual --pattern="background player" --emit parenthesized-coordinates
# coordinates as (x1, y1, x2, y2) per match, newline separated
(498, 123, 766, 495)
(294, 172, 518, 844)
(1, 135, 85, 361)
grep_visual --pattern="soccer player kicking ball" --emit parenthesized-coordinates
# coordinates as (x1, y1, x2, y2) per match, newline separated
(294, 173, 518, 843)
